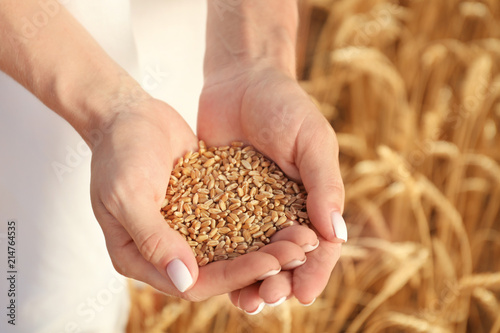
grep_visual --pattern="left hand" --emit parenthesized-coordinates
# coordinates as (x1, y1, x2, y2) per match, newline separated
(197, 65, 347, 312)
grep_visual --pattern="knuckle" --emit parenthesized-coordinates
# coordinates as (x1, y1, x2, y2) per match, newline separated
(221, 261, 235, 285)
(324, 179, 345, 196)
(323, 179, 345, 203)
(314, 243, 340, 266)
(111, 260, 127, 277)
(181, 292, 205, 302)
(109, 253, 130, 278)
(137, 232, 163, 264)
(98, 174, 152, 216)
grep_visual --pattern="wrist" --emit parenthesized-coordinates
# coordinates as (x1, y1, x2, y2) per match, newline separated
(59, 68, 151, 148)
(204, 0, 298, 83)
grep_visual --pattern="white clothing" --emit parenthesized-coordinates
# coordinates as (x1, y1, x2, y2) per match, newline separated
(0, 1, 205, 332)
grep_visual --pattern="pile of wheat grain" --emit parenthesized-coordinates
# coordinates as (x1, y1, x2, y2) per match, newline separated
(127, 0, 500, 332)
(161, 141, 309, 266)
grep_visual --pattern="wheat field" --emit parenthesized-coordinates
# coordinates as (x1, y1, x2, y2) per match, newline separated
(127, 0, 500, 332)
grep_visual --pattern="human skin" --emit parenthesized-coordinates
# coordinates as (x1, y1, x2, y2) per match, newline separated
(199, 0, 347, 312)
(0, 0, 318, 303)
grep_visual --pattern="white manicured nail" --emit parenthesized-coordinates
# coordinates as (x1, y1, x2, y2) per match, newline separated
(245, 302, 265, 315)
(257, 269, 280, 280)
(266, 296, 287, 307)
(303, 240, 319, 253)
(300, 298, 316, 306)
(332, 212, 348, 242)
(166, 259, 193, 293)
(282, 257, 306, 270)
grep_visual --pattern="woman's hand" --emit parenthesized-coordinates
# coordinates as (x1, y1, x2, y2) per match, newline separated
(198, 66, 347, 309)
(89, 94, 316, 301)
(0, 0, 344, 307)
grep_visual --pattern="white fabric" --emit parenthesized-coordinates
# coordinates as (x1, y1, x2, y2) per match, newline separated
(0, 1, 205, 332)
(131, 0, 206, 129)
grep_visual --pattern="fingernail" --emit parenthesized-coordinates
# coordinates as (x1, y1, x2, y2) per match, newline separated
(266, 296, 287, 307)
(257, 268, 281, 280)
(245, 302, 265, 315)
(303, 240, 319, 253)
(332, 212, 348, 242)
(166, 259, 193, 293)
(300, 298, 316, 306)
(282, 257, 306, 270)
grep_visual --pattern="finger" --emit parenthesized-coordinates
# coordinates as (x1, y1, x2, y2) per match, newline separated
(96, 195, 199, 294)
(99, 213, 190, 296)
(229, 290, 241, 308)
(108, 224, 282, 301)
(295, 112, 348, 243)
(270, 225, 319, 253)
(185, 251, 281, 301)
(237, 271, 293, 312)
(292, 237, 342, 304)
(238, 283, 265, 315)
(257, 240, 307, 270)
(259, 271, 292, 306)
(102, 210, 283, 301)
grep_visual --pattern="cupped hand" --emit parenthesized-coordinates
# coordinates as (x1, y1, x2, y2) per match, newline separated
(89, 95, 304, 301)
(198, 66, 348, 308)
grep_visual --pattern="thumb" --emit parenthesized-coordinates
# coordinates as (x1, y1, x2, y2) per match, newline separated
(296, 113, 348, 243)
(118, 197, 199, 293)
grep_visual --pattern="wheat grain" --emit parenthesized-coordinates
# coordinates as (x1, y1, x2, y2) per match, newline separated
(162, 141, 310, 266)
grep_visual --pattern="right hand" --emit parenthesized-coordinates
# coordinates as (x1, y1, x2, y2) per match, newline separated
(88, 94, 312, 301)
(198, 66, 346, 310)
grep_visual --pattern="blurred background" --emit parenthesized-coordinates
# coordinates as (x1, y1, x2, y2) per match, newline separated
(132, 0, 206, 132)
(128, 0, 500, 332)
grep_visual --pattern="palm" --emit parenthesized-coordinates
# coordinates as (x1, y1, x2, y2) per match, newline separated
(89, 98, 315, 301)
(90, 99, 199, 291)
(198, 69, 309, 181)
(198, 69, 343, 307)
